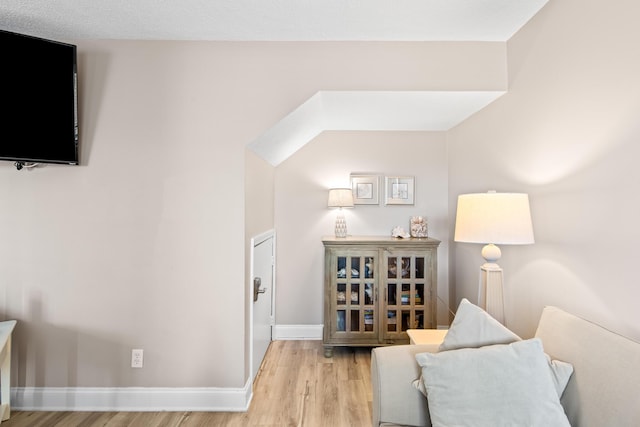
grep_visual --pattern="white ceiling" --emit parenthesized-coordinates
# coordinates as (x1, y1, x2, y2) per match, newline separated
(0, 0, 549, 165)
(1, 0, 548, 42)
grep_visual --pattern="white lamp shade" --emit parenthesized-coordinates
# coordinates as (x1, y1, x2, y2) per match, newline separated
(328, 188, 354, 208)
(454, 192, 534, 245)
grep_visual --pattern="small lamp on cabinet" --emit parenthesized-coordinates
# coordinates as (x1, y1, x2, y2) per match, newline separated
(328, 188, 354, 238)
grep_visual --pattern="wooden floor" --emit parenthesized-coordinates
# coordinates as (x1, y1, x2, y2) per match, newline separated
(4, 340, 373, 427)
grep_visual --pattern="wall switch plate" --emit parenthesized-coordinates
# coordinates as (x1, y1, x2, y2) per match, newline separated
(131, 349, 143, 368)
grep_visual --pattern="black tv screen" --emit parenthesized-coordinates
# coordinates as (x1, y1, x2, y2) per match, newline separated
(0, 29, 78, 167)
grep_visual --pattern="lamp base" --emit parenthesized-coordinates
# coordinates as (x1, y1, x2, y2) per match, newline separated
(335, 213, 348, 238)
(479, 263, 504, 324)
(481, 243, 502, 263)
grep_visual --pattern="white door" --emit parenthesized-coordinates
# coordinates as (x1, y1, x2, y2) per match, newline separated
(251, 231, 275, 382)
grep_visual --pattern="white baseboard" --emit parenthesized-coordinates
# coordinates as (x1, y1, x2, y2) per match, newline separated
(11, 379, 252, 412)
(273, 324, 323, 340)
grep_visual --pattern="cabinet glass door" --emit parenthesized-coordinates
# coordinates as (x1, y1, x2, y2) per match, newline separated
(382, 251, 433, 340)
(332, 252, 377, 338)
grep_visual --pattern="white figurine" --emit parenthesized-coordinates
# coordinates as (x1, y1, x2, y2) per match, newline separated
(391, 226, 410, 238)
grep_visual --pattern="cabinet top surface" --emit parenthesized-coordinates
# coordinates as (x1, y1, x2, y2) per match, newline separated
(322, 235, 440, 246)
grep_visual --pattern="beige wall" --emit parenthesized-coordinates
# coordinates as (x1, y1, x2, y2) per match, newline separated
(2, 41, 250, 388)
(274, 131, 451, 327)
(245, 151, 276, 243)
(0, 40, 505, 391)
(448, 0, 640, 341)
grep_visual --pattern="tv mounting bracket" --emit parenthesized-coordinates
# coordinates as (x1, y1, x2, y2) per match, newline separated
(14, 161, 39, 171)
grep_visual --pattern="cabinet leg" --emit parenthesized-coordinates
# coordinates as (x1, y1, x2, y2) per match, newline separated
(323, 346, 334, 358)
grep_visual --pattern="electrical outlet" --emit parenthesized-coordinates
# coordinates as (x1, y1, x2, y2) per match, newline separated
(131, 349, 144, 368)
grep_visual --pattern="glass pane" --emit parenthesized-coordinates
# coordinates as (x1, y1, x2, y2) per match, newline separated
(387, 283, 397, 305)
(401, 257, 411, 278)
(364, 310, 374, 332)
(351, 283, 360, 305)
(337, 310, 346, 332)
(350, 310, 360, 332)
(415, 283, 424, 305)
(364, 283, 374, 305)
(415, 257, 425, 279)
(337, 283, 346, 305)
(365, 257, 374, 278)
(351, 257, 361, 278)
(415, 310, 424, 329)
(387, 310, 397, 332)
(387, 257, 398, 279)
(401, 310, 411, 331)
(337, 257, 347, 278)
(401, 284, 410, 305)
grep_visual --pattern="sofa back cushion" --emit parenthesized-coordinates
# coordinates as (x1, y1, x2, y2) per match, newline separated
(535, 306, 640, 427)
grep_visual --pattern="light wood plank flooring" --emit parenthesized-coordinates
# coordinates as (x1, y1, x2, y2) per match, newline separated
(4, 340, 373, 427)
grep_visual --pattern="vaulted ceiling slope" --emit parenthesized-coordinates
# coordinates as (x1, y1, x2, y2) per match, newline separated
(2, 0, 548, 42)
(249, 91, 506, 166)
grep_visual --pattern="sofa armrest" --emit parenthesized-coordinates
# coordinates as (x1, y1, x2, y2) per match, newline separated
(371, 344, 438, 427)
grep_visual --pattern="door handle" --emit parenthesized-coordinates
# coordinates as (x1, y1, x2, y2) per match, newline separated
(253, 277, 266, 302)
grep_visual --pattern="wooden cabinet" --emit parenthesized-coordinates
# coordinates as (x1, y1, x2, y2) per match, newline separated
(322, 236, 440, 357)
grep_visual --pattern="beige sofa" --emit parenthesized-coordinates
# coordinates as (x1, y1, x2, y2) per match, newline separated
(371, 306, 640, 426)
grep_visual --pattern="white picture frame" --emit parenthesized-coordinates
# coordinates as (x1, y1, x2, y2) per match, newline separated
(384, 176, 415, 205)
(350, 174, 380, 205)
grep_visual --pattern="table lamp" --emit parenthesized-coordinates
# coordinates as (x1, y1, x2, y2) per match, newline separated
(454, 191, 534, 324)
(328, 188, 354, 238)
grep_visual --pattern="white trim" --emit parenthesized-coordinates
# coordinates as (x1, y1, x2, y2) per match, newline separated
(11, 379, 252, 412)
(251, 229, 275, 247)
(273, 325, 323, 340)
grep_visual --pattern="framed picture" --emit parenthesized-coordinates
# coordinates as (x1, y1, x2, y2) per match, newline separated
(350, 174, 380, 205)
(385, 176, 415, 205)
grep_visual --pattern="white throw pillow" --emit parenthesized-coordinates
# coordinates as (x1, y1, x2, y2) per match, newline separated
(545, 354, 575, 398)
(416, 338, 571, 427)
(412, 298, 520, 396)
(412, 298, 573, 399)
(439, 298, 521, 351)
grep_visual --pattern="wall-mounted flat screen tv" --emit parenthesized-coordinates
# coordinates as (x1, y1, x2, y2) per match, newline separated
(0, 29, 78, 169)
